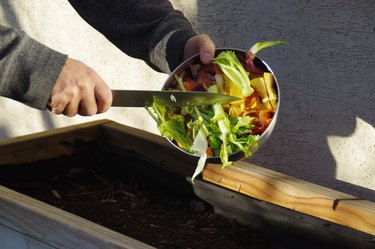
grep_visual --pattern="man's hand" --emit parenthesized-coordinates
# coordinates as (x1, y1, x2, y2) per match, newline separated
(48, 58, 112, 117)
(184, 34, 216, 64)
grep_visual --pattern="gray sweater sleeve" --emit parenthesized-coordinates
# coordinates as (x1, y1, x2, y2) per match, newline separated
(0, 25, 68, 110)
(0, 1, 196, 110)
(68, 0, 197, 73)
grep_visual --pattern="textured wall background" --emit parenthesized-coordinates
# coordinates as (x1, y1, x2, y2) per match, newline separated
(1, 0, 374, 201)
(174, 0, 375, 201)
(0, 0, 164, 138)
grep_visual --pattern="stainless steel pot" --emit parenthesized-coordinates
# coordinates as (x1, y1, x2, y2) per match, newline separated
(162, 48, 280, 164)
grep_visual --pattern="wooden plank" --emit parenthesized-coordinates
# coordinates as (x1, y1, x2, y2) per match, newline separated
(0, 119, 111, 165)
(2, 119, 374, 240)
(202, 162, 375, 236)
(0, 223, 53, 249)
(103, 121, 375, 236)
(101, 121, 199, 176)
(0, 185, 155, 249)
(193, 179, 375, 249)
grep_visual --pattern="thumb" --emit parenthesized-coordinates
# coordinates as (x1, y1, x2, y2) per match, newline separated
(198, 35, 216, 64)
(184, 34, 216, 64)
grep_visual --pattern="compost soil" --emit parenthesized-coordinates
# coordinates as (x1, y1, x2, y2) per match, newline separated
(0, 146, 282, 249)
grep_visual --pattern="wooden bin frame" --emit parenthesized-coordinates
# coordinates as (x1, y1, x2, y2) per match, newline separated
(0, 119, 374, 248)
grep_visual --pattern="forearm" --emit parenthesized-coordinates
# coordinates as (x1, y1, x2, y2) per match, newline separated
(0, 25, 67, 110)
(68, 0, 197, 73)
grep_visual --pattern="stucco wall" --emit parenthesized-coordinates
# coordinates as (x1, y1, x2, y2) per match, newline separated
(1, 1, 374, 201)
(0, 0, 163, 137)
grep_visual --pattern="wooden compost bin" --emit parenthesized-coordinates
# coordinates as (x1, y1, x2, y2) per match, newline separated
(0, 119, 374, 249)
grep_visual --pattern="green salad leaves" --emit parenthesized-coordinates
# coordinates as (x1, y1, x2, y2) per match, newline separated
(146, 40, 287, 183)
(146, 79, 258, 183)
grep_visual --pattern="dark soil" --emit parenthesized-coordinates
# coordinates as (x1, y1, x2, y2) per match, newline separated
(0, 144, 282, 249)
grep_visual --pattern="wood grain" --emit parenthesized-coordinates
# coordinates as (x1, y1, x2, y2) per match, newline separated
(101, 121, 199, 176)
(0, 119, 111, 165)
(1, 119, 374, 242)
(0, 185, 154, 249)
(202, 162, 375, 236)
(0, 223, 53, 249)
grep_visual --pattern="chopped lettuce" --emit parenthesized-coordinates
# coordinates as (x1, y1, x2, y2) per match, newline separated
(208, 85, 232, 166)
(146, 40, 286, 183)
(146, 101, 193, 153)
(249, 40, 288, 55)
(212, 51, 254, 97)
(191, 125, 209, 183)
(146, 82, 258, 182)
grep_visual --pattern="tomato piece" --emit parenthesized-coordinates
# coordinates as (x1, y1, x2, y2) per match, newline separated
(213, 64, 223, 74)
(182, 77, 198, 91)
(200, 64, 215, 74)
(206, 147, 213, 156)
(251, 111, 273, 134)
(245, 91, 258, 109)
(197, 70, 213, 90)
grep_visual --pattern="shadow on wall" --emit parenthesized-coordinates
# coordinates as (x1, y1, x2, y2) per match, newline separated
(192, 0, 375, 201)
(0, 1, 57, 133)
